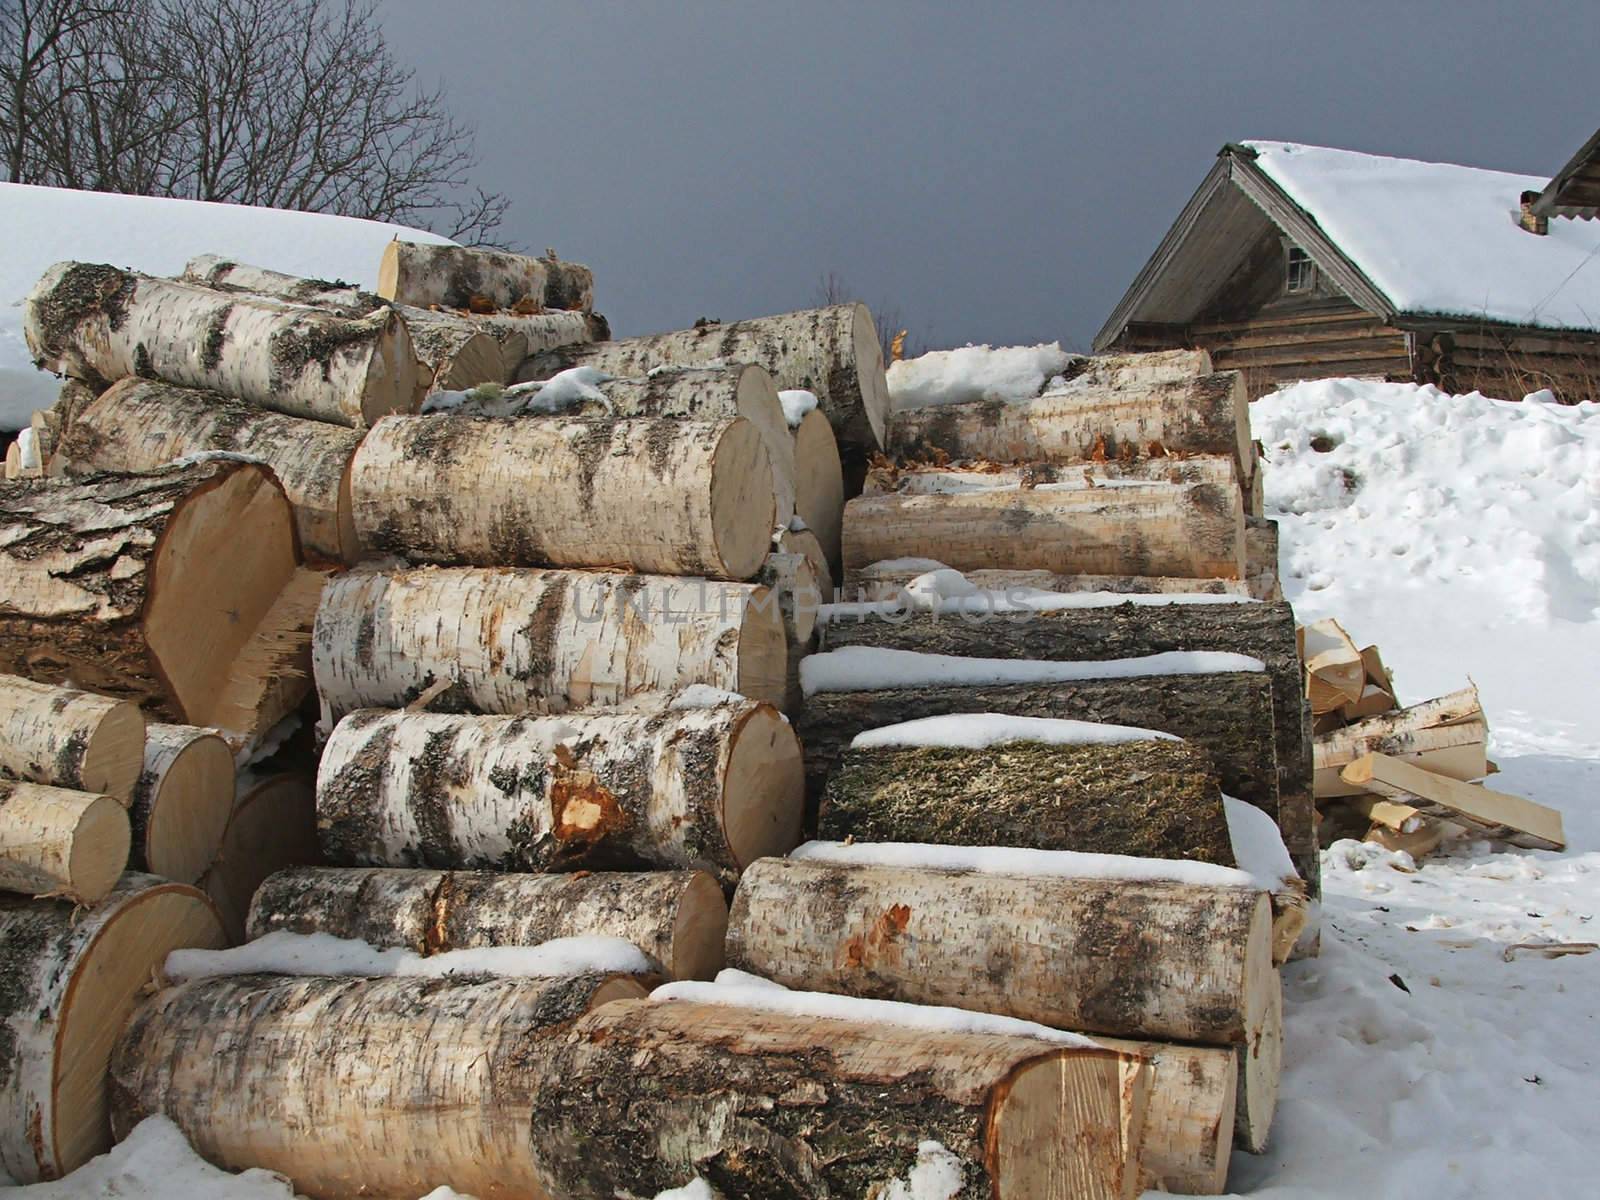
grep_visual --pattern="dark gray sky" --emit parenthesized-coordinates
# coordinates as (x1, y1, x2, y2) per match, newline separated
(381, 1, 1600, 352)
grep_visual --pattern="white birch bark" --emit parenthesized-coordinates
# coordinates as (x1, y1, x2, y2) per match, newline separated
(0, 874, 225, 1182)
(377, 240, 550, 310)
(316, 703, 802, 881)
(24, 262, 422, 427)
(0, 779, 129, 902)
(394, 305, 508, 389)
(128, 724, 234, 885)
(181, 254, 376, 311)
(0, 673, 145, 799)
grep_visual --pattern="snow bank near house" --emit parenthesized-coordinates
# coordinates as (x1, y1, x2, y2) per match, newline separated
(1256, 377, 1600, 756)
(886, 341, 1074, 410)
(0, 181, 451, 429)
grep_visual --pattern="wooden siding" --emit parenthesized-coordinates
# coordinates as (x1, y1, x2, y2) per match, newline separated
(1419, 324, 1600, 403)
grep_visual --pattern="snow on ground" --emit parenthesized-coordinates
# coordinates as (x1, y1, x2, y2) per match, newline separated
(0, 182, 451, 429)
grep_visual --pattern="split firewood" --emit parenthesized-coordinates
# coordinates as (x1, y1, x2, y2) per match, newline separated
(726, 857, 1281, 1150)
(248, 866, 728, 980)
(820, 736, 1236, 865)
(1298, 618, 1365, 714)
(197, 773, 320, 943)
(313, 567, 788, 721)
(0, 462, 319, 743)
(887, 370, 1252, 482)
(127, 724, 234, 885)
(525, 997, 1140, 1200)
(57, 378, 364, 562)
(1315, 718, 1488, 797)
(0, 778, 129, 902)
(519, 303, 891, 453)
(24, 262, 423, 427)
(350, 414, 775, 580)
(315, 704, 802, 882)
(0, 674, 145, 799)
(0, 874, 226, 1182)
(1095, 1036, 1238, 1191)
(1341, 752, 1564, 850)
(111, 971, 646, 1200)
(1318, 684, 1482, 752)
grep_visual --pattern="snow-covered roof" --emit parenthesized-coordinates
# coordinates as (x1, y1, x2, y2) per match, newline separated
(1243, 141, 1600, 333)
(0, 182, 453, 428)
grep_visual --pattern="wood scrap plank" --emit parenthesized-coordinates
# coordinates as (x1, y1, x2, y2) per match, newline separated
(1341, 753, 1564, 850)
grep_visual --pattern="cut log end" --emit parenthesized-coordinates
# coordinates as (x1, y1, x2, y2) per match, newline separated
(1237, 894, 1283, 1153)
(590, 975, 652, 1007)
(201, 774, 320, 943)
(794, 407, 845, 578)
(671, 871, 731, 981)
(141, 731, 234, 886)
(852, 302, 891, 450)
(710, 418, 778, 580)
(734, 591, 790, 707)
(994, 1049, 1131, 1199)
(723, 703, 805, 869)
(68, 793, 132, 904)
(359, 310, 424, 425)
(72, 700, 146, 801)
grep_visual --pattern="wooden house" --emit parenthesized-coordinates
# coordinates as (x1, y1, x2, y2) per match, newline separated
(1096, 137, 1600, 402)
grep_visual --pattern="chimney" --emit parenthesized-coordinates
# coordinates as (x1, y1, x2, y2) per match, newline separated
(1517, 190, 1549, 235)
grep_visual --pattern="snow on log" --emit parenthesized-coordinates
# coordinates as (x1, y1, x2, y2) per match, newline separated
(0, 673, 144, 799)
(525, 996, 1139, 1200)
(1095, 1036, 1237, 1194)
(395, 306, 507, 390)
(248, 866, 728, 981)
(350, 414, 775, 580)
(58, 378, 363, 563)
(0, 874, 225, 1182)
(313, 567, 788, 721)
(377, 240, 550, 311)
(315, 703, 802, 883)
(127, 724, 233, 885)
(0, 778, 129, 902)
(843, 560, 1251, 599)
(795, 658, 1280, 817)
(793, 406, 845, 575)
(181, 254, 376, 311)
(888, 371, 1252, 476)
(820, 735, 1236, 865)
(0, 462, 318, 743)
(519, 303, 892, 452)
(844, 468, 1245, 580)
(110, 971, 645, 1200)
(726, 858, 1281, 1147)
(24, 262, 422, 427)
(198, 772, 321, 944)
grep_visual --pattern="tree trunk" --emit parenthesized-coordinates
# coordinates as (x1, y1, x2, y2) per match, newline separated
(792, 408, 845, 579)
(396, 306, 507, 390)
(1095, 1037, 1236, 1194)
(817, 598, 1312, 885)
(519, 303, 891, 453)
(128, 724, 234, 885)
(843, 476, 1245, 580)
(887, 372, 1252, 479)
(247, 866, 728, 981)
(1067, 349, 1214, 387)
(182, 254, 377, 312)
(0, 779, 129, 902)
(24, 262, 422, 428)
(474, 310, 596, 375)
(316, 703, 802, 884)
(351, 414, 775, 580)
(724, 859, 1280, 1143)
(541, 255, 596, 313)
(795, 672, 1280, 818)
(820, 738, 1235, 866)
(755, 550, 822, 643)
(377, 240, 550, 311)
(841, 561, 1251, 599)
(0, 673, 145, 799)
(49, 378, 104, 444)
(110, 971, 646, 1200)
(1245, 517, 1281, 602)
(57, 378, 363, 563)
(197, 773, 320, 944)
(0, 462, 315, 743)
(313, 567, 789, 722)
(526, 997, 1138, 1200)
(0, 874, 225, 1182)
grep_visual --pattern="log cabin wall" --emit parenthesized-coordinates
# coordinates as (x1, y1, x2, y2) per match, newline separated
(1417, 324, 1600, 404)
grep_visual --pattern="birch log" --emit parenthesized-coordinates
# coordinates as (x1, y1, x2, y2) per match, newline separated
(127, 724, 233, 884)
(58, 378, 363, 562)
(0, 674, 144, 799)
(377, 240, 550, 311)
(0, 874, 225, 1182)
(351, 414, 775, 580)
(0, 462, 315, 742)
(110, 972, 647, 1200)
(887, 371, 1252, 476)
(473, 309, 595, 376)
(0, 779, 129, 902)
(181, 254, 377, 311)
(248, 866, 728, 980)
(793, 405, 845, 575)
(313, 567, 788, 721)
(316, 704, 802, 882)
(24, 262, 422, 427)
(198, 773, 320, 943)
(526, 997, 1138, 1200)
(395, 306, 506, 390)
(842, 560, 1251, 599)
(1246, 516, 1282, 602)
(1095, 1037, 1237, 1194)
(820, 737, 1235, 865)
(843, 475, 1245, 579)
(795, 671, 1280, 816)
(519, 303, 891, 451)
(1068, 349, 1215, 387)
(754, 550, 822, 643)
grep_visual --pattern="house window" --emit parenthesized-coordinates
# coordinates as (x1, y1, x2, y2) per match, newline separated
(1285, 247, 1316, 294)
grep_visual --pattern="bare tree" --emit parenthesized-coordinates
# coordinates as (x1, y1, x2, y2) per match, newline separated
(0, 0, 506, 244)
(812, 270, 928, 362)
